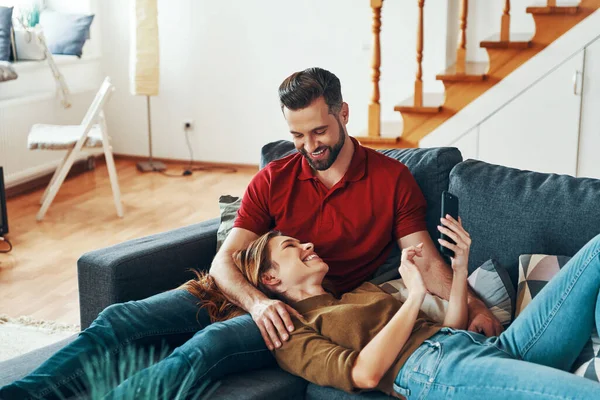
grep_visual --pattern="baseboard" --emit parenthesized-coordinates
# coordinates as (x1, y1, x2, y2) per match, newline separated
(113, 154, 258, 170)
(6, 156, 100, 199)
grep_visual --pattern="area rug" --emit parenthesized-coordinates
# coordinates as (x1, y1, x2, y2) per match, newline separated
(0, 314, 79, 362)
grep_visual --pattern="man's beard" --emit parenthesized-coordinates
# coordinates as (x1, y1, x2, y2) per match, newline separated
(300, 117, 346, 171)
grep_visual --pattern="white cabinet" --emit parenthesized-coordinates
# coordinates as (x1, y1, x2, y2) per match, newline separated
(477, 50, 584, 176)
(578, 38, 600, 179)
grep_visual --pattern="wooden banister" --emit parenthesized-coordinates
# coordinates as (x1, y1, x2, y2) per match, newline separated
(368, 0, 383, 138)
(456, 0, 468, 74)
(414, 0, 425, 107)
(547, 0, 556, 6)
(501, 0, 510, 42)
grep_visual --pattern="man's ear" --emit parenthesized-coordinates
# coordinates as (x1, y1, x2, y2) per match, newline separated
(340, 102, 349, 124)
(261, 271, 281, 288)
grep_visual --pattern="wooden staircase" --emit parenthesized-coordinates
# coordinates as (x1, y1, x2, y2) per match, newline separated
(357, 0, 600, 149)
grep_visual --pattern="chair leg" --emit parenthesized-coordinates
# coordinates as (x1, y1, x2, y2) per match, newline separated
(37, 149, 79, 221)
(99, 114, 124, 218)
(41, 148, 73, 205)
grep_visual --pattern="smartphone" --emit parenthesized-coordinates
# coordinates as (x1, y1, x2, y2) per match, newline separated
(440, 191, 459, 258)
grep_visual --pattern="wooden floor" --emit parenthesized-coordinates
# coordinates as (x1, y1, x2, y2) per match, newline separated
(0, 159, 257, 326)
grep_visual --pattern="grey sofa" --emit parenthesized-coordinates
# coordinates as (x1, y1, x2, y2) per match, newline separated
(1, 141, 599, 399)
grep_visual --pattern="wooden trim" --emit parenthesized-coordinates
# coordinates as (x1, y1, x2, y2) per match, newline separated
(113, 154, 259, 170)
(456, 0, 469, 74)
(480, 33, 533, 49)
(436, 62, 488, 81)
(368, 1, 383, 138)
(526, 6, 579, 15)
(7, 157, 98, 199)
(395, 93, 444, 114)
(354, 136, 402, 146)
(414, 0, 425, 107)
(501, 0, 510, 42)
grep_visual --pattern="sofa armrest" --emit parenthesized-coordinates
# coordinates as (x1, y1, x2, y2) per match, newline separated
(77, 218, 219, 329)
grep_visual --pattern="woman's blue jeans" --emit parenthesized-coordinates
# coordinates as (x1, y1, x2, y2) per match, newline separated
(0, 289, 275, 399)
(394, 234, 600, 399)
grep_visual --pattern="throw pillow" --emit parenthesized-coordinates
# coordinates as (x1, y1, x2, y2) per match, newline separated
(0, 6, 13, 61)
(0, 61, 17, 82)
(13, 28, 46, 61)
(39, 10, 94, 57)
(216, 195, 241, 253)
(516, 254, 600, 381)
(379, 259, 515, 328)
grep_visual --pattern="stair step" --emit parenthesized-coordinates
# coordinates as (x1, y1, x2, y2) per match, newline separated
(436, 62, 488, 82)
(354, 135, 403, 146)
(526, 5, 579, 14)
(394, 93, 444, 114)
(480, 33, 534, 49)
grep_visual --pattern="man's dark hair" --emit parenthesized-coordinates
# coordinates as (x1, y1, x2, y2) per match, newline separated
(278, 67, 343, 114)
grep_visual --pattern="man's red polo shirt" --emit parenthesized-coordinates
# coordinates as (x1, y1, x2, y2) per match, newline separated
(234, 137, 427, 293)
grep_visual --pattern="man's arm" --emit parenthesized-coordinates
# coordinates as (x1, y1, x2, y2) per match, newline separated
(209, 227, 261, 311)
(398, 230, 503, 336)
(210, 227, 300, 349)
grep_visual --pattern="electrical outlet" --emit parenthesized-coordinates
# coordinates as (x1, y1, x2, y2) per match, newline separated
(183, 120, 194, 131)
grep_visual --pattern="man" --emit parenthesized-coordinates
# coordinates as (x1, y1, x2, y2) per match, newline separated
(212, 67, 502, 352)
(0, 67, 501, 400)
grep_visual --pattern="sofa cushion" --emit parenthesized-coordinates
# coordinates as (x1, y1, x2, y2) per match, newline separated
(380, 259, 515, 328)
(515, 254, 600, 381)
(214, 367, 306, 399)
(306, 383, 390, 399)
(260, 140, 463, 270)
(216, 195, 242, 252)
(448, 160, 600, 288)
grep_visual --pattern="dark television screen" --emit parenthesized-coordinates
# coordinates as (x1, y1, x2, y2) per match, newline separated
(0, 167, 8, 235)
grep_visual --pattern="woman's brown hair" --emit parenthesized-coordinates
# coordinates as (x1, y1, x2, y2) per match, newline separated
(182, 231, 283, 323)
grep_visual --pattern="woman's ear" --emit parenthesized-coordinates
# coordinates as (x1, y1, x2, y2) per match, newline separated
(260, 270, 281, 288)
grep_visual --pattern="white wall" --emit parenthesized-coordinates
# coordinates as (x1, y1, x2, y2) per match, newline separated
(99, 0, 452, 165)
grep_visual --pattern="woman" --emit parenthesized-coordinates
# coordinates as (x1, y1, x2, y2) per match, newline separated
(189, 216, 600, 399)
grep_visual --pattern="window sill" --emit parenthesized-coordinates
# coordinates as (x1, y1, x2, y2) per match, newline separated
(0, 55, 103, 106)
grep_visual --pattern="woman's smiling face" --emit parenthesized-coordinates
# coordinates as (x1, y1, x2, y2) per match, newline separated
(263, 236, 329, 291)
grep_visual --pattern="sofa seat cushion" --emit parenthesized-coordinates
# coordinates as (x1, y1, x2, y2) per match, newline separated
(213, 367, 307, 399)
(306, 383, 391, 399)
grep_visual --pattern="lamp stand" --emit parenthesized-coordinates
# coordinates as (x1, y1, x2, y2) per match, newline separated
(137, 96, 166, 172)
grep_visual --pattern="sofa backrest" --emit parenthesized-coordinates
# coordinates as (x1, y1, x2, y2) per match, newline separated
(449, 160, 600, 288)
(260, 140, 463, 251)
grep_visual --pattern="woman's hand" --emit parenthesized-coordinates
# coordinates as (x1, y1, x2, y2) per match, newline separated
(398, 243, 427, 299)
(437, 215, 471, 275)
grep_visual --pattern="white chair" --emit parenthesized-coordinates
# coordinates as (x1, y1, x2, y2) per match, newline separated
(28, 77, 124, 221)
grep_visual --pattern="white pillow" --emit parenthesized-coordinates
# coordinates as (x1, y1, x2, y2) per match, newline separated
(13, 28, 46, 61)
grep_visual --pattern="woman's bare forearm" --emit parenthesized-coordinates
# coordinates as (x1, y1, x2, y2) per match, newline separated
(443, 270, 468, 329)
(351, 293, 425, 389)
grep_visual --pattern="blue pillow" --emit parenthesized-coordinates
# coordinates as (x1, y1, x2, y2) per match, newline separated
(39, 10, 94, 57)
(0, 6, 13, 61)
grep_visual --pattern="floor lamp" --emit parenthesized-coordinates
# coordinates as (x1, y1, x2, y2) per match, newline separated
(131, 0, 165, 172)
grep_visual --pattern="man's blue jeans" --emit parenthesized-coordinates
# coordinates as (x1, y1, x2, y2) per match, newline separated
(0, 289, 275, 399)
(394, 234, 600, 399)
